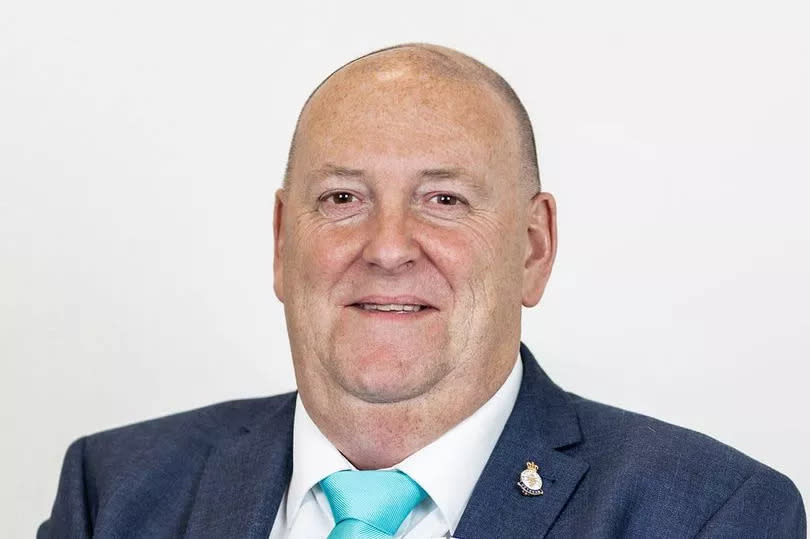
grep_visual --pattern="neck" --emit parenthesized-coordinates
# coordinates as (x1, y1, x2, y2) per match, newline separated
(299, 352, 517, 470)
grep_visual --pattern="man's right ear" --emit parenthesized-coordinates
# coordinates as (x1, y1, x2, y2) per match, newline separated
(273, 188, 286, 303)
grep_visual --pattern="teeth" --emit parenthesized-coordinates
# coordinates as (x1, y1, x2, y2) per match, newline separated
(360, 303, 424, 312)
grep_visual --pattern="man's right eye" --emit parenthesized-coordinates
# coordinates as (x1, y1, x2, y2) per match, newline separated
(328, 192, 356, 204)
(317, 191, 364, 218)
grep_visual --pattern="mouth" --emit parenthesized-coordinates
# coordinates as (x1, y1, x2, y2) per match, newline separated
(351, 302, 431, 313)
(346, 296, 437, 315)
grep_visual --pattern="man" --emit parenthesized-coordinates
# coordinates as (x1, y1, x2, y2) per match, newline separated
(40, 44, 805, 538)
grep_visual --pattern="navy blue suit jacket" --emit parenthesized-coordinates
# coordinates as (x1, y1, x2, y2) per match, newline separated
(40, 345, 806, 538)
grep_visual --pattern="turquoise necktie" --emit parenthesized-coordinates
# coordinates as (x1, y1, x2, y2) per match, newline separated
(320, 469, 428, 538)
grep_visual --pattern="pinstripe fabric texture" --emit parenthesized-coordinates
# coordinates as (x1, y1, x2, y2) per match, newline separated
(320, 470, 427, 538)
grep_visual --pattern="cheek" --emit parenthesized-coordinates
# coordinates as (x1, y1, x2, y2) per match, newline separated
(420, 215, 507, 285)
(419, 225, 496, 306)
(284, 224, 365, 347)
(420, 219, 525, 311)
(288, 222, 364, 293)
(423, 234, 480, 284)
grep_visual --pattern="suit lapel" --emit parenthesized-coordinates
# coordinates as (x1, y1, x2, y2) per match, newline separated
(184, 394, 296, 539)
(454, 344, 589, 539)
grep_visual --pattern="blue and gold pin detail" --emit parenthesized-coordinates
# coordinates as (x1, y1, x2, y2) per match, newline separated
(517, 461, 544, 496)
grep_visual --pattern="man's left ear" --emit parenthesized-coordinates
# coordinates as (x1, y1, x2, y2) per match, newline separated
(522, 192, 557, 307)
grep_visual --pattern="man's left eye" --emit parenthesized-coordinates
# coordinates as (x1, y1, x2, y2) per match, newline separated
(430, 194, 462, 206)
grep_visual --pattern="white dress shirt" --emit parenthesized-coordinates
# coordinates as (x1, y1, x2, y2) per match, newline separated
(268, 356, 523, 539)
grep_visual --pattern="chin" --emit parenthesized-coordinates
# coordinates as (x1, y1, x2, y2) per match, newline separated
(329, 343, 450, 404)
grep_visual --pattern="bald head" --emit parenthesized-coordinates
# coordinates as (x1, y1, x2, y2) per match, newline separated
(283, 43, 541, 193)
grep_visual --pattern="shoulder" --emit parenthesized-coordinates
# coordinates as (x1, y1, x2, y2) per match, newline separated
(569, 393, 758, 472)
(75, 392, 296, 489)
(560, 394, 806, 537)
(84, 392, 295, 447)
(39, 393, 296, 538)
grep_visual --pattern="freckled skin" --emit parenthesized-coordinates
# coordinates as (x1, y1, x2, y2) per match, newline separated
(274, 46, 557, 469)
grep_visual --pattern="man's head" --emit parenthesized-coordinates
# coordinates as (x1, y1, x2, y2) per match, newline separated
(274, 44, 556, 414)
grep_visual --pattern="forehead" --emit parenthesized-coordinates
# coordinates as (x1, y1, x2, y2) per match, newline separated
(291, 61, 520, 180)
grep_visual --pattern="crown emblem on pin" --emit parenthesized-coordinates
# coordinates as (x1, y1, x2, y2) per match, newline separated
(517, 461, 544, 496)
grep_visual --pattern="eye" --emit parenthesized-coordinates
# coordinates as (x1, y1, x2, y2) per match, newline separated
(327, 192, 356, 204)
(318, 190, 365, 218)
(429, 193, 463, 206)
(421, 191, 471, 219)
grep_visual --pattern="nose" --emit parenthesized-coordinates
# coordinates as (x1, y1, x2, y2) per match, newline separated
(362, 203, 420, 273)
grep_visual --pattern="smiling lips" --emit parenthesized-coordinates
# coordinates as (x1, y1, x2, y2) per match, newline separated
(349, 296, 436, 314)
(357, 303, 426, 313)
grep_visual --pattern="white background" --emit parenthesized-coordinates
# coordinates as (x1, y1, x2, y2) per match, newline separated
(2, 1, 808, 535)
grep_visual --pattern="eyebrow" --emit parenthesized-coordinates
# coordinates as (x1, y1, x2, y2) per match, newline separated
(420, 167, 468, 179)
(309, 164, 488, 194)
(312, 164, 365, 178)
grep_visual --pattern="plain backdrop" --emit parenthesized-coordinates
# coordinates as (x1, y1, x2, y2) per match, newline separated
(2, 0, 808, 536)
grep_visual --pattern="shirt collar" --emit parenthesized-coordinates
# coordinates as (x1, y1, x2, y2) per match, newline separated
(286, 355, 523, 533)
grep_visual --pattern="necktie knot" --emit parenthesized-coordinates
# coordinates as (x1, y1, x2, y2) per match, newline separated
(320, 469, 427, 538)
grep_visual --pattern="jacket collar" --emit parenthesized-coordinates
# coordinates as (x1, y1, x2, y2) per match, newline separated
(184, 393, 296, 539)
(453, 343, 589, 538)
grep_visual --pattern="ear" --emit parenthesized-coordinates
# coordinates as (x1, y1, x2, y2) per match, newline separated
(273, 188, 287, 303)
(522, 192, 557, 307)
